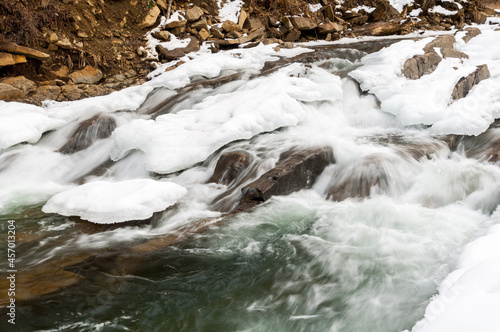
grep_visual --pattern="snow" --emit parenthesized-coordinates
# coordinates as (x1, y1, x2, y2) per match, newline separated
(388, 0, 414, 13)
(0, 102, 66, 150)
(351, 5, 376, 14)
(42, 179, 187, 224)
(309, 4, 322, 13)
(217, 0, 244, 23)
(410, 8, 422, 17)
(411, 212, 500, 332)
(429, 5, 458, 16)
(111, 63, 343, 174)
(349, 27, 500, 135)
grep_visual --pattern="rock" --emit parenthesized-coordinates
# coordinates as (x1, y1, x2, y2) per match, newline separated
(0, 41, 50, 61)
(462, 27, 481, 43)
(199, 28, 210, 41)
(283, 28, 301, 42)
(369, 1, 400, 21)
(290, 16, 317, 30)
(364, 21, 401, 35)
(48, 32, 59, 43)
(238, 9, 248, 29)
(191, 18, 209, 31)
(211, 26, 225, 39)
(152, 30, 170, 41)
(170, 27, 186, 36)
(472, 11, 488, 24)
(47, 44, 58, 51)
(317, 22, 343, 34)
(423, 35, 455, 52)
(0, 76, 36, 95)
(350, 15, 369, 25)
(69, 65, 103, 84)
(138, 5, 160, 29)
(324, 5, 335, 22)
(451, 64, 491, 100)
(441, 47, 468, 59)
(244, 18, 265, 31)
(222, 20, 241, 32)
(0, 83, 23, 100)
(156, 36, 200, 60)
(240, 147, 334, 203)
(226, 31, 243, 39)
(280, 16, 294, 30)
(32, 85, 61, 101)
(209, 152, 251, 185)
(403, 51, 442, 80)
(0, 52, 27, 67)
(55, 38, 72, 49)
(156, 0, 167, 10)
(186, 5, 203, 22)
(58, 114, 117, 154)
(238, 27, 266, 44)
(165, 20, 187, 29)
(59, 84, 82, 101)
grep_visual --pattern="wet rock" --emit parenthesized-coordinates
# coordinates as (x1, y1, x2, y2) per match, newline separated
(222, 20, 241, 32)
(156, 36, 200, 60)
(58, 114, 117, 154)
(0, 41, 50, 61)
(462, 27, 481, 43)
(290, 16, 317, 30)
(138, 5, 160, 29)
(451, 64, 491, 100)
(403, 51, 442, 80)
(0, 83, 23, 100)
(0, 52, 27, 67)
(152, 30, 170, 41)
(32, 85, 61, 101)
(317, 22, 343, 34)
(165, 19, 187, 29)
(191, 18, 209, 31)
(240, 147, 334, 203)
(69, 65, 103, 84)
(0, 76, 36, 96)
(186, 5, 203, 22)
(209, 152, 251, 185)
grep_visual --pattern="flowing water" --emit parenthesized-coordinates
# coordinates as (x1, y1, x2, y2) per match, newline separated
(1, 41, 499, 332)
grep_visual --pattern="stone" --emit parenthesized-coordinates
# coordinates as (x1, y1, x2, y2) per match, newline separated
(59, 114, 117, 154)
(289, 16, 317, 30)
(244, 18, 265, 31)
(0, 83, 23, 100)
(324, 5, 335, 22)
(227, 31, 243, 39)
(211, 27, 225, 39)
(156, 36, 200, 60)
(222, 20, 241, 32)
(423, 35, 455, 52)
(69, 65, 103, 84)
(55, 38, 72, 49)
(350, 15, 369, 25)
(0, 41, 50, 61)
(32, 85, 61, 101)
(0, 76, 36, 95)
(369, 1, 400, 21)
(199, 28, 210, 41)
(317, 22, 343, 34)
(403, 51, 442, 79)
(170, 27, 186, 36)
(77, 31, 89, 38)
(191, 18, 209, 31)
(156, 0, 167, 10)
(59, 85, 82, 101)
(0, 52, 27, 67)
(47, 44, 58, 51)
(441, 47, 468, 59)
(48, 32, 59, 43)
(165, 20, 187, 29)
(238, 27, 266, 44)
(186, 5, 203, 22)
(52, 65, 70, 78)
(451, 64, 491, 100)
(152, 30, 170, 41)
(138, 5, 160, 29)
(355, 21, 401, 36)
(280, 16, 294, 30)
(462, 27, 481, 43)
(283, 28, 301, 42)
(240, 147, 334, 203)
(472, 11, 488, 24)
(238, 9, 248, 29)
(209, 152, 251, 185)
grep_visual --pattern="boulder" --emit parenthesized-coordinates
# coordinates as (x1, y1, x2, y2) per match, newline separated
(222, 20, 241, 32)
(423, 35, 455, 52)
(69, 65, 103, 84)
(0, 76, 36, 95)
(59, 84, 82, 101)
(0, 83, 23, 100)
(317, 22, 343, 34)
(0, 52, 27, 67)
(32, 85, 61, 101)
(209, 152, 251, 185)
(462, 27, 481, 43)
(185, 6, 203, 22)
(240, 147, 334, 203)
(290, 16, 317, 30)
(156, 36, 200, 60)
(0, 41, 50, 61)
(402, 51, 442, 80)
(58, 114, 117, 154)
(191, 18, 209, 31)
(152, 30, 170, 41)
(138, 5, 160, 29)
(244, 18, 265, 31)
(451, 64, 491, 100)
(238, 27, 266, 44)
(283, 28, 301, 42)
(441, 47, 468, 59)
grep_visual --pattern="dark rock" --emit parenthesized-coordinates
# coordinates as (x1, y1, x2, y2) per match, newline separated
(283, 28, 301, 42)
(403, 51, 442, 80)
(370, 0, 400, 21)
(324, 4, 335, 22)
(350, 15, 369, 25)
(191, 18, 209, 31)
(451, 64, 491, 100)
(289, 16, 317, 30)
(211, 27, 225, 39)
(240, 147, 334, 203)
(209, 152, 251, 185)
(156, 36, 200, 60)
(244, 18, 265, 31)
(58, 114, 117, 154)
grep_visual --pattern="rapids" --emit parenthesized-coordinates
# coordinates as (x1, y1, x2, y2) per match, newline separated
(1, 34, 500, 331)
